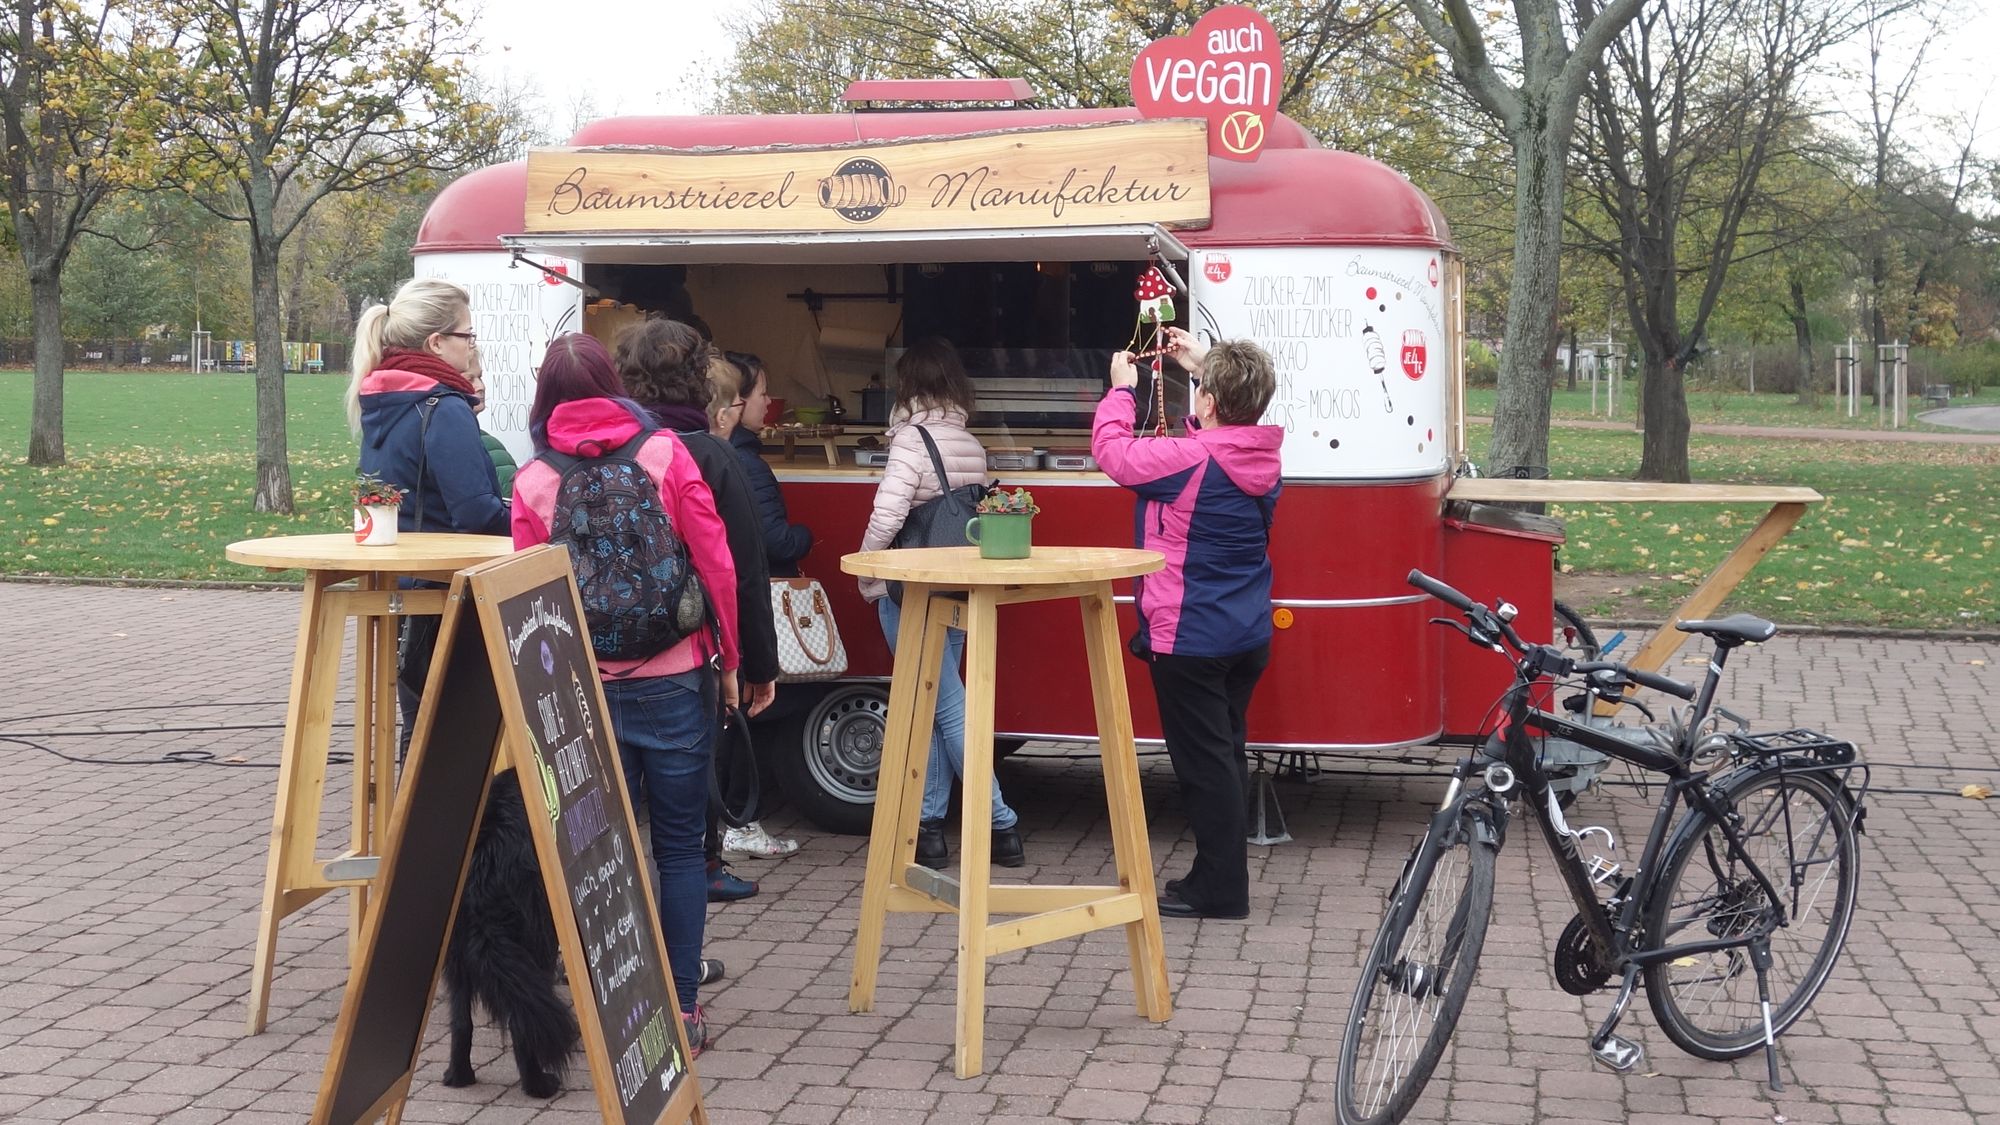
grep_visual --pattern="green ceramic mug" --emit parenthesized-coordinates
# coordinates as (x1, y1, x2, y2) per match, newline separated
(965, 513, 1033, 559)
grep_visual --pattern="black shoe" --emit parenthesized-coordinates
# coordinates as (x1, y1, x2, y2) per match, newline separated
(991, 826, 1025, 868)
(1157, 888, 1248, 920)
(1164, 877, 1184, 897)
(916, 820, 948, 869)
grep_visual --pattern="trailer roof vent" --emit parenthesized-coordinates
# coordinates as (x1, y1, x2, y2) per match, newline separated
(841, 77, 1037, 111)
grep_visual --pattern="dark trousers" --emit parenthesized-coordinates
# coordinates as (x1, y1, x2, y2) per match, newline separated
(1148, 645, 1270, 914)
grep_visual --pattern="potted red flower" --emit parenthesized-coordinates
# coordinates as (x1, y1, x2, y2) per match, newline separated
(353, 472, 406, 545)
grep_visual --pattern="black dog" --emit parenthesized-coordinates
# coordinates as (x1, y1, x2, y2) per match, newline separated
(440, 770, 580, 1098)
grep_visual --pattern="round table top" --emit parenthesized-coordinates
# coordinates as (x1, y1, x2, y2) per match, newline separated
(841, 546, 1163, 585)
(227, 532, 515, 572)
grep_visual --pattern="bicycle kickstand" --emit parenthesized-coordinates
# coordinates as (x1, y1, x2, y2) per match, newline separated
(1751, 939, 1783, 1092)
(1588, 965, 1645, 1073)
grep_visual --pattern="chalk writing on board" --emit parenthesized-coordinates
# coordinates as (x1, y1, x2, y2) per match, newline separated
(498, 585, 686, 1123)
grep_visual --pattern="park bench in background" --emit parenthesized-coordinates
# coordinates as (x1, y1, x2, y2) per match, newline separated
(1923, 384, 1952, 407)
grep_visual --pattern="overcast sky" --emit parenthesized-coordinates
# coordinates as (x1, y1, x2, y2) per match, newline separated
(462, 0, 1995, 173)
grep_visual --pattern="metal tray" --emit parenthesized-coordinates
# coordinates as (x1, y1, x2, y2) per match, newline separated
(1044, 450, 1097, 471)
(854, 449, 892, 468)
(986, 449, 1043, 471)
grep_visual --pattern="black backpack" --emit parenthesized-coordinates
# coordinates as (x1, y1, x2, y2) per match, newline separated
(541, 430, 708, 662)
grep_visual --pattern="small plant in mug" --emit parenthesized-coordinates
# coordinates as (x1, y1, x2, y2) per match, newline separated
(354, 471, 407, 508)
(977, 487, 1039, 516)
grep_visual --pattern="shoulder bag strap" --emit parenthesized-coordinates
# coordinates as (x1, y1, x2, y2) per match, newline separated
(912, 424, 954, 496)
(410, 395, 440, 529)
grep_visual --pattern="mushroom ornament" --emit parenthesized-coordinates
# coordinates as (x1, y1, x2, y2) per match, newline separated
(1134, 266, 1176, 324)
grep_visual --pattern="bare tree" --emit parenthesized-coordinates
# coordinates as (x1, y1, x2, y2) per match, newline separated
(1573, 0, 1887, 481)
(1403, 0, 1647, 479)
(146, 0, 498, 513)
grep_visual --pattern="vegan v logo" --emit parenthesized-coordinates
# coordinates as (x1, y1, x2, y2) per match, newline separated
(1220, 111, 1265, 156)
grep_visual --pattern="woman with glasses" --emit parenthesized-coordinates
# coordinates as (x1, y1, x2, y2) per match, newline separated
(1095, 327, 1282, 921)
(347, 277, 511, 751)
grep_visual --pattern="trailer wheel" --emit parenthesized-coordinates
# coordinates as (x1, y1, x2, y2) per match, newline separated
(765, 683, 889, 836)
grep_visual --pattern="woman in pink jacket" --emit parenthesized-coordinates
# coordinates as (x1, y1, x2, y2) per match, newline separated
(860, 338, 1023, 869)
(512, 333, 739, 1053)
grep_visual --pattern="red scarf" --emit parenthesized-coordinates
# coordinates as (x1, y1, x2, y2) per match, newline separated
(377, 348, 478, 398)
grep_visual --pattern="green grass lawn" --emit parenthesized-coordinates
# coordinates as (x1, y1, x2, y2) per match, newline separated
(0, 371, 358, 579)
(2, 370, 1995, 629)
(1467, 383, 2000, 431)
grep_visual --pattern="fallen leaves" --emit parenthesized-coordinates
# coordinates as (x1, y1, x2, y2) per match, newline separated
(1962, 785, 1993, 800)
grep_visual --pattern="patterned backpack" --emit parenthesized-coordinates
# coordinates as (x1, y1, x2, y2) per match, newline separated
(542, 430, 708, 662)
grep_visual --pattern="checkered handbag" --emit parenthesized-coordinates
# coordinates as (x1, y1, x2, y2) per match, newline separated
(771, 577, 848, 682)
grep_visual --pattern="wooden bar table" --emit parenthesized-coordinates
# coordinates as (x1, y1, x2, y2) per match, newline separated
(841, 545, 1172, 1078)
(226, 532, 513, 1034)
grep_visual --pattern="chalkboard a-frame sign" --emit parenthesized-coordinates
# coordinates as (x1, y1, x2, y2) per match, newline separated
(311, 545, 707, 1125)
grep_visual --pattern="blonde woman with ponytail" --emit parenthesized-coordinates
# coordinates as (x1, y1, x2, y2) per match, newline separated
(351, 277, 509, 756)
(351, 277, 508, 537)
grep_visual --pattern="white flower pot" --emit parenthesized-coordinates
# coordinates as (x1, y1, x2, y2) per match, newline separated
(354, 504, 401, 545)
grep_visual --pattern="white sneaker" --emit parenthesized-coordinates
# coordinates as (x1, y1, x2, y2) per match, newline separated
(722, 822, 799, 858)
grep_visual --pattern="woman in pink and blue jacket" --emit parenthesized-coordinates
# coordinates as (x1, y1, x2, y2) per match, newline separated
(1094, 327, 1283, 921)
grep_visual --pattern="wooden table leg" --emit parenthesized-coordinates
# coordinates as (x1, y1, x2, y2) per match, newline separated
(953, 589, 1000, 1078)
(246, 573, 347, 1034)
(850, 584, 937, 1012)
(1079, 588, 1173, 1022)
(348, 579, 400, 964)
(822, 438, 839, 466)
(1598, 502, 1809, 716)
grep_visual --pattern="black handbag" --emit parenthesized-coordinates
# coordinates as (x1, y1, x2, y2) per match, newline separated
(887, 425, 990, 606)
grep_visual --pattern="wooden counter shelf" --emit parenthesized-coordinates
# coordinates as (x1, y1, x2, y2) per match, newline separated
(1445, 477, 1825, 706)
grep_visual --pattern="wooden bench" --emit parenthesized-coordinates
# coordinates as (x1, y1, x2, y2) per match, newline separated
(1923, 384, 1952, 408)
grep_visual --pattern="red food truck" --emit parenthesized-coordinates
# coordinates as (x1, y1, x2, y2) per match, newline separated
(412, 84, 1584, 834)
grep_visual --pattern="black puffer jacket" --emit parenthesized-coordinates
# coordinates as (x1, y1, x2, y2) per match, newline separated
(729, 425, 813, 577)
(640, 403, 779, 686)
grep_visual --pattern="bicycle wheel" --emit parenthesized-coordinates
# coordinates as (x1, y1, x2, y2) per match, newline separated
(1337, 807, 1497, 1125)
(1553, 600, 1602, 661)
(1643, 768, 1860, 1060)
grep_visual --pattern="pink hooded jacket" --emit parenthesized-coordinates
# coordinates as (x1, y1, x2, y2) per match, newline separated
(512, 397, 740, 678)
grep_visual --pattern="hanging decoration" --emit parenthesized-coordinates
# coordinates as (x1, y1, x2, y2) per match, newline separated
(1127, 263, 1180, 437)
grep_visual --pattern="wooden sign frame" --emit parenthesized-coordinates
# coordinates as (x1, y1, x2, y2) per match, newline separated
(524, 119, 1211, 236)
(313, 546, 707, 1125)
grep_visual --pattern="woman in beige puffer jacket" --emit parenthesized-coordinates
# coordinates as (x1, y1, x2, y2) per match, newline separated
(861, 337, 1024, 868)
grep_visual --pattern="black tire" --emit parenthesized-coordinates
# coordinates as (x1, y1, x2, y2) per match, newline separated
(1553, 600, 1601, 661)
(765, 683, 890, 836)
(1643, 768, 1861, 1060)
(1337, 807, 1498, 1125)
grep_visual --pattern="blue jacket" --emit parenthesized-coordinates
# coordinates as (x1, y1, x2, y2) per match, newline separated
(1090, 386, 1283, 658)
(357, 369, 509, 535)
(729, 425, 814, 576)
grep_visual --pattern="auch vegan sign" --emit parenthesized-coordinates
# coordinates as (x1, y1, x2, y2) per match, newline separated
(523, 120, 1210, 235)
(1131, 5, 1283, 162)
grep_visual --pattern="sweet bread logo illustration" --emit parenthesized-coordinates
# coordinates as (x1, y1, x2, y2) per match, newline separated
(817, 157, 906, 223)
(1427, 257, 1440, 287)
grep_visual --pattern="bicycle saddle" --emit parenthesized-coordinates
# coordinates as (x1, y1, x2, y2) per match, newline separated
(1675, 614, 1778, 645)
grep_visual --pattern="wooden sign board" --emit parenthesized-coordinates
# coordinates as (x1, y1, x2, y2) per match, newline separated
(313, 545, 705, 1125)
(524, 119, 1211, 235)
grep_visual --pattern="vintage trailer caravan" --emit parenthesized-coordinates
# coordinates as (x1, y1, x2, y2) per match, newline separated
(413, 86, 1578, 832)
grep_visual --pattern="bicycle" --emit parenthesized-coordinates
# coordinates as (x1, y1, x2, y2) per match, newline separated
(1335, 570, 1868, 1125)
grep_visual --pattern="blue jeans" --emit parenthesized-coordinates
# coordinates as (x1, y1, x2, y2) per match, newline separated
(876, 597, 1018, 829)
(601, 669, 712, 1013)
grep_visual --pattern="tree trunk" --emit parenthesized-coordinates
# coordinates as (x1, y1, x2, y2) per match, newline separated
(1488, 129, 1566, 480)
(1636, 348, 1690, 481)
(1790, 279, 1816, 407)
(26, 263, 65, 465)
(1565, 325, 1577, 392)
(250, 232, 294, 513)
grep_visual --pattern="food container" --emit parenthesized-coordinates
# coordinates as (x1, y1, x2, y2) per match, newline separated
(986, 448, 1043, 471)
(1044, 448, 1098, 472)
(794, 406, 828, 424)
(855, 449, 892, 468)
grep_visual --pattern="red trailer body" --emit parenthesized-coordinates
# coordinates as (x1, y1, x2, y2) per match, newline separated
(412, 95, 1565, 832)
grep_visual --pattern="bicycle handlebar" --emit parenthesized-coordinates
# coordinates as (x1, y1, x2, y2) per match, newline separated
(1408, 570, 1697, 700)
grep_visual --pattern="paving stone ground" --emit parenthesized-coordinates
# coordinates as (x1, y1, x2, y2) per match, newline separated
(1, 582, 1995, 1124)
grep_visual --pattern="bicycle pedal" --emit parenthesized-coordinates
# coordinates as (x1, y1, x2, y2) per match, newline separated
(1590, 1034, 1644, 1072)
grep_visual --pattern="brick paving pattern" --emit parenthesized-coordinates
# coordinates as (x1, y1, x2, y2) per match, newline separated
(0, 582, 1995, 1123)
